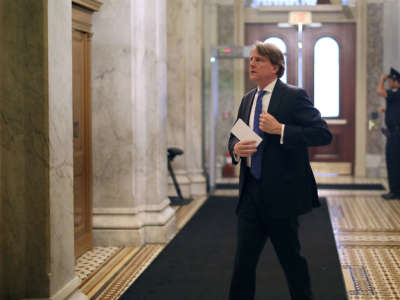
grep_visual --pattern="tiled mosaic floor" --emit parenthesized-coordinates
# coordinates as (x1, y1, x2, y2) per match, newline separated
(75, 196, 208, 300)
(324, 187, 400, 299)
(76, 178, 400, 300)
(215, 176, 400, 299)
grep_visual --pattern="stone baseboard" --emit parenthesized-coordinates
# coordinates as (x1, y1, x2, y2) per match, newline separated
(21, 277, 87, 300)
(144, 216, 176, 243)
(93, 228, 145, 246)
(93, 201, 177, 246)
(188, 172, 207, 196)
(168, 173, 191, 198)
(168, 171, 207, 197)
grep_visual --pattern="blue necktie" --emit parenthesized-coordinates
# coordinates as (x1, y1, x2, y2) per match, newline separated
(250, 90, 266, 179)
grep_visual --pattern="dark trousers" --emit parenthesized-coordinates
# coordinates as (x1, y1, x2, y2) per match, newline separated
(228, 173, 313, 300)
(386, 133, 400, 194)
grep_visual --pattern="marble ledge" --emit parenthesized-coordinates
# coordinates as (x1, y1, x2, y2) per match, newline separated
(144, 216, 176, 244)
(21, 276, 87, 300)
(190, 182, 207, 196)
(167, 171, 207, 196)
(93, 197, 170, 215)
(167, 172, 191, 185)
(188, 171, 206, 184)
(51, 276, 83, 300)
(94, 215, 176, 246)
(94, 228, 145, 246)
(168, 173, 191, 198)
(93, 203, 176, 229)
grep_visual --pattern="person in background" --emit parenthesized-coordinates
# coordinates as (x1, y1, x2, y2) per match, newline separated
(377, 67, 400, 200)
(227, 42, 332, 300)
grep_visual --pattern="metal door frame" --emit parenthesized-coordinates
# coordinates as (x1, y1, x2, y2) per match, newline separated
(208, 46, 251, 193)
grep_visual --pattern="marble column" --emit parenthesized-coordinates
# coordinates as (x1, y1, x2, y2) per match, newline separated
(167, 0, 207, 197)
(354, 0, 368, 177)
(0, 1, 86, 300)
(91, 0, 176, 246)
(383, 0, 400, 71)
(203, 1, 219, 180)
(365, 2, 386, 178)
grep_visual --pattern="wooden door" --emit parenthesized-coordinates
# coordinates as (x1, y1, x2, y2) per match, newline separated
(72, 28, 93, 258)
(245, 23, 298, 91)
(303, 23, 356, 171)
(244, 23, 356, 174)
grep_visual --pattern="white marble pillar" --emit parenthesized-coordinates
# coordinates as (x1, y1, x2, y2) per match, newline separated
(91, 0, 176, 246)
(48, 2, 86, 299)
(167, 0, 207, 197)
(0, 1, 86, 300)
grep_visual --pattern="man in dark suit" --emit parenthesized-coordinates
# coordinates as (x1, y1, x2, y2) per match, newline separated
(228, 42, 332, 300)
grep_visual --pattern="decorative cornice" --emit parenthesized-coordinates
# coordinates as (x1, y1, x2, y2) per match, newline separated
(72, 0, 103, 12)
(254, 4, 343, 12)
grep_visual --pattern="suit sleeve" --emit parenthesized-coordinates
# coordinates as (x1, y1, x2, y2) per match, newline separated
(283, 89, 332, 147)
(228, 97, 246, 165)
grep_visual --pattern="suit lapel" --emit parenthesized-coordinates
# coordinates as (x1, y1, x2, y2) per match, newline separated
(242, 81, 285, 145)
(267, 79, 284, 117)
(262, 79, 285, 145)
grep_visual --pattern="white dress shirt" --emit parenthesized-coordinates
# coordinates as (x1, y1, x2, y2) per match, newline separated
(234, 78, 285, 166)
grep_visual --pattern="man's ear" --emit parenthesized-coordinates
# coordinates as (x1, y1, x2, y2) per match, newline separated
(272, 64, 279, 75)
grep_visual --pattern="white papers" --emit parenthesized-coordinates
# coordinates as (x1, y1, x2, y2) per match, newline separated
(230, 118, 263, 146)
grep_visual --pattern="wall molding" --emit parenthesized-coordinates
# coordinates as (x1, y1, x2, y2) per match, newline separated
(72, 0, 103, 12)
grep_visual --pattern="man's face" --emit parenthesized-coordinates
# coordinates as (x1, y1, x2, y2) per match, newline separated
(393, 79, 400, 88)
(249, 48, 279, 87)
(388, 78, 397, 89)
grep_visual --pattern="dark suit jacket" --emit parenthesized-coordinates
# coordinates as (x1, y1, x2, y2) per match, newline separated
(228, 79, 332, 218)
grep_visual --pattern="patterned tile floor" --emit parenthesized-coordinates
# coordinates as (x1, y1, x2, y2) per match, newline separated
(75, 196, 208, 300)
(75, 177, 400, 300)
(215, 176, 400, 299)
(324, 186, 400, 299)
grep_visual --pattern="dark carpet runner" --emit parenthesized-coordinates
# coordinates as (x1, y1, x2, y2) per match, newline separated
(120, 196, 347, 300)
(216, 183, 384, 190)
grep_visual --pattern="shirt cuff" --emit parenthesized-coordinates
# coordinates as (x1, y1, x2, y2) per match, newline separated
(280, 124, 285, 144)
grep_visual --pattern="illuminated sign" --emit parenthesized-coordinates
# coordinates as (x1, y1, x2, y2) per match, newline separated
(289, 11, 312, 25)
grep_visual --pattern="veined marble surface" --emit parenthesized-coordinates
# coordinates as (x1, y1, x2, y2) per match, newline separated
(167, 0, 206, 196)
(92, 0, 176, 245)
(366, 3, 386, 178)
(0, 0, 80, 298)
(92, 0, 134, 209)
(1, 0, 51, 297)
(48, 0, 77, 296)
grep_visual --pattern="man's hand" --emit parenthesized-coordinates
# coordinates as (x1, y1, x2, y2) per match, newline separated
(381, 74, 388, 81)
(234, 140, 258, 157)
(259, 112, 282, 135)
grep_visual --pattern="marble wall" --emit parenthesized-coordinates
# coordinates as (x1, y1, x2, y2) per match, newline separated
(365, 2, 397, 178)
(167, 0, 207, 196)
(91, 0, 134, 209)
(0, 1, 83, 299)
(216, 4, 236, 177)
(91, 0, 176, 246)
(383, 1, 400, 72)
(202, 0, 238, 180)
(1, 1, 51, 298)
(366, 3, 384, 152)
(203, 0, 218, 177)
(48, 1, 85, 298)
